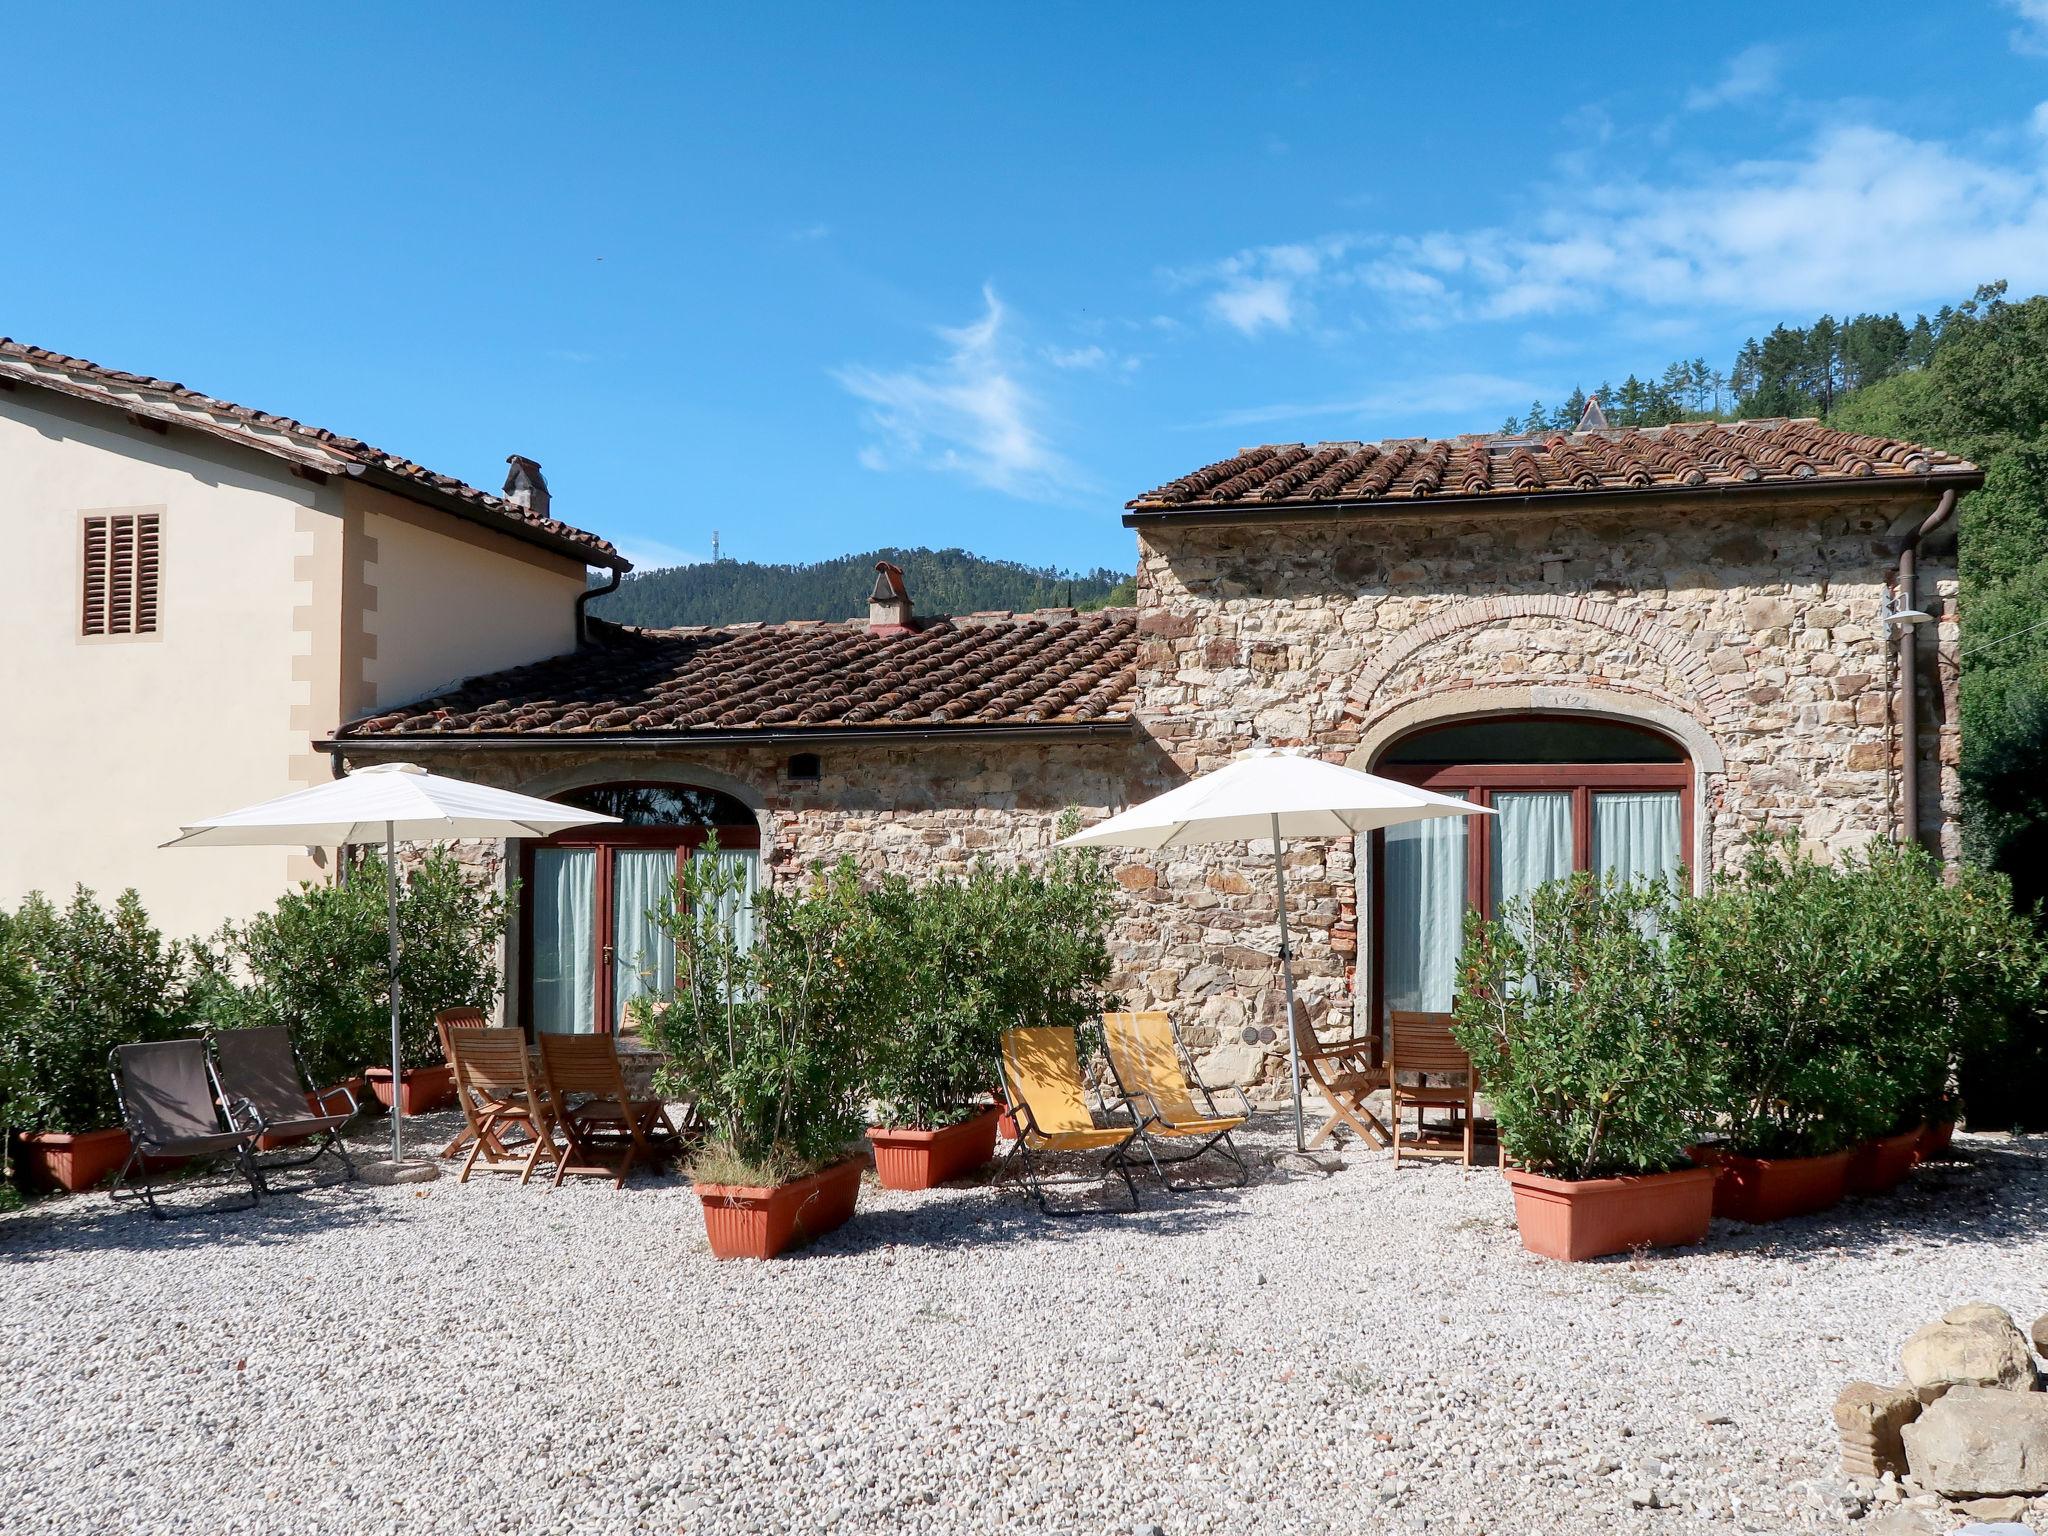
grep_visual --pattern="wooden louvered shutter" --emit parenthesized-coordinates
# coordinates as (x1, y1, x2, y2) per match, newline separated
(133, 513, 160, 633)
(81, 512, 162, 636)
(82, 516, 110, 635)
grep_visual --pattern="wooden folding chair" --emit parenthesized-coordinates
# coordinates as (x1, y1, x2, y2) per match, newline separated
(1101, 1011, 1251, 1188)
(1387, 1009, 1476, 1167)
(535, 1033, 680, 1189)
(436, 1007, 499, 1159)
(1289, 998, 1390, 1149)
(443, 1027, 561, 1184)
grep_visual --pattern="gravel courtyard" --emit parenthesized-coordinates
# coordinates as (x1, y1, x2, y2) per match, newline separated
(3, 1119, 2044, 1536)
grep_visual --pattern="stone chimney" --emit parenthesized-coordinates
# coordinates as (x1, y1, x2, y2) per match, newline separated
(503, 455, 551, 518)
(868, 561, 913, 633)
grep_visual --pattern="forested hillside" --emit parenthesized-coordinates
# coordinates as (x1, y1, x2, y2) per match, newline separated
(589, 547, 1133, 629)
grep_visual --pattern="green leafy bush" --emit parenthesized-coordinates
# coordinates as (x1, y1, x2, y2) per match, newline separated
(637, 852, 885, 1185)
(0, 888, 198, 1134)
(1453, 874, 1716, 1179)
(864, 847, 1116, 1130)
(206, 852, 513, 1085)
(1674, 837, 2046, 1157)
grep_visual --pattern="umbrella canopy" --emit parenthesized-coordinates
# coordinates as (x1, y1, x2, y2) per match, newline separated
(167, 763, 618, 1172)
(1059, 748, 1492, 1151)
(163, 762, 614, 848)
(1059, 748, 1479, 851)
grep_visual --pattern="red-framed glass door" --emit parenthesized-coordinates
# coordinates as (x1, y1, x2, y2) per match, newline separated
(520, 824, 760, 1035)
(1368, 760, 1690, 1037)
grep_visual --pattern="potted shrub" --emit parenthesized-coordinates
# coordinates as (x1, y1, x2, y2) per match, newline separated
(1454, 874, 1720, 1262)
(639, 848, 882, 1259)
(0, 889, 197, 1193)
(210, 850, 512, 1115)
(862, 851, 1114, 1191)
(1678, 839, 2047, 1219)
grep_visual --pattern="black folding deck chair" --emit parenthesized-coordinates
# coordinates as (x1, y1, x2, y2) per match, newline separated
(108, 1039, 262, 1219)
(210, 1026, 358, 1183)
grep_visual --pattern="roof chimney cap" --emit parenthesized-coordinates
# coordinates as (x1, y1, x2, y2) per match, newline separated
(503, 456, 551, 517)
(1575, 395, 1610, 434)
(869, 561, 914, 634)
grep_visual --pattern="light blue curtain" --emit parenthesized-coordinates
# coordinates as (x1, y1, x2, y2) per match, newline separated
(1593, 791, 1682, 890)
(610, 850, 679, 1028)
(1382, 802, 1467, 1012)
(1492, 791, 1575, 915)
(689, 847, 758, 953)
(531, 848, 596, 1035)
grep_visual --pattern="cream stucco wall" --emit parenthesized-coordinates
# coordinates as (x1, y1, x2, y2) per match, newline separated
(0, 391, 341, 940)
(352, 484, 586, 712)
(0, 391, 593, 945)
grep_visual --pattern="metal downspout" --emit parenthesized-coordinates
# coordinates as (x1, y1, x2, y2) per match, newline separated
(1897, 488, 1959, 850)
(575, 566, 624, 644)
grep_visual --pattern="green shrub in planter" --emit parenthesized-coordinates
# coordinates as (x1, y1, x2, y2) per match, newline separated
(0, 888, 198, 1135)
(1674, 836, 2048, 1156)
(864, 847, 1116, 1131)
(638, 850, 884, 1186)
(1453, 874, 1716, 1179)
(205, 851, 513, 1088)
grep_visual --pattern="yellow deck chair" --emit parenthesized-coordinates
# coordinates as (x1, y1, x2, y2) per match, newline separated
(1102, 1011, 1252, 1188)
(996, 1027, 1142, 1212)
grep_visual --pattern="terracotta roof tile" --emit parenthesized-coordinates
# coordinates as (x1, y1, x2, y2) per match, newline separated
(337, 611, 1140, 740)
(1127, 419, 1978, 515)
(0, 337, 623, 567)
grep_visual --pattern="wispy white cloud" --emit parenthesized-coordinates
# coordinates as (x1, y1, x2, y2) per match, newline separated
(1172, 108, 2048, 336)
(1175, 237, 1359, 336)
(835, 286, 1080, 500)
(789, 222, 831, 243)
(1684, 45, 1784, 111)
(1194, 372, 1547, 431)
(2005, 0, 2048, 55)
(617, 538, 703, 572)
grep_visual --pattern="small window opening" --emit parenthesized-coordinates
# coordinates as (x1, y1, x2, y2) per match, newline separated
(786, 752, 822, 783)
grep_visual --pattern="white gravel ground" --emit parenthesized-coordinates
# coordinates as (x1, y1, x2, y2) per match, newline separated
(3, 1117, 2044, 1536)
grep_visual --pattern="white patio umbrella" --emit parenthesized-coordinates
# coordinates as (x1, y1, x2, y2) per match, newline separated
(165, 762, 618, 1176)
(1059, 748, 1492, 1151)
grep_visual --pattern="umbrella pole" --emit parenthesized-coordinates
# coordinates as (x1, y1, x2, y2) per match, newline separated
(385, 820, 403, 1166)
(1270, 813, 1306, 1152)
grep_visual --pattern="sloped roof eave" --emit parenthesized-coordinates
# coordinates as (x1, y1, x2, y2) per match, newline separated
(1124, 465, 1986, 526)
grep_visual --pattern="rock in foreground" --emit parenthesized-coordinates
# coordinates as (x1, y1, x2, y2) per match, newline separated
(1899, 1386, 2048, 1496)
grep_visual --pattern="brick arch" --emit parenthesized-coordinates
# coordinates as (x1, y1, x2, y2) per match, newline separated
(1347, 594, 1745, 727)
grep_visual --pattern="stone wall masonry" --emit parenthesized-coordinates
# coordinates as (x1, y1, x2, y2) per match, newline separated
(1125, 494, 1961, 1087)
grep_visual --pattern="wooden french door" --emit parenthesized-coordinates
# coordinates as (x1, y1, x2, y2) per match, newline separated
(520, 825, 760, 1034)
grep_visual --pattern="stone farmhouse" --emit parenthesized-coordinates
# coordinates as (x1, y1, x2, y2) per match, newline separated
(329, 414, 1980, 1089)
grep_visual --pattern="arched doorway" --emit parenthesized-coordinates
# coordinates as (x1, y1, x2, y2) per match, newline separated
(520, 781, 760, 1034)
(1368, 715, 1691, 1027)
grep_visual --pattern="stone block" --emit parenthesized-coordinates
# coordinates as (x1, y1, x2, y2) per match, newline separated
(1902, 1305, 2040, 1403)
(1900, 1386, 2048, 1496)
(1834, 1382, 1920, 1480)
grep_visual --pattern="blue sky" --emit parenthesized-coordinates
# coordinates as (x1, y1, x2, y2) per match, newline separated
(9, 2, 2048, 576)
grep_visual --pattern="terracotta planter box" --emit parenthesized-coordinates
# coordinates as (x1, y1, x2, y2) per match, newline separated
(14, 1127, 132, 1194)
(1505, 1165, 1717, 1262)
(867, 1107, 1002, 1191)
(364, 1065, 455, 1116)
(1846, 1125, 1926, 1196)
(1688, 1143, 1853, 1223)
(695, 1157, 864, 1260)
(1919, 1119, 1956, 1160)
